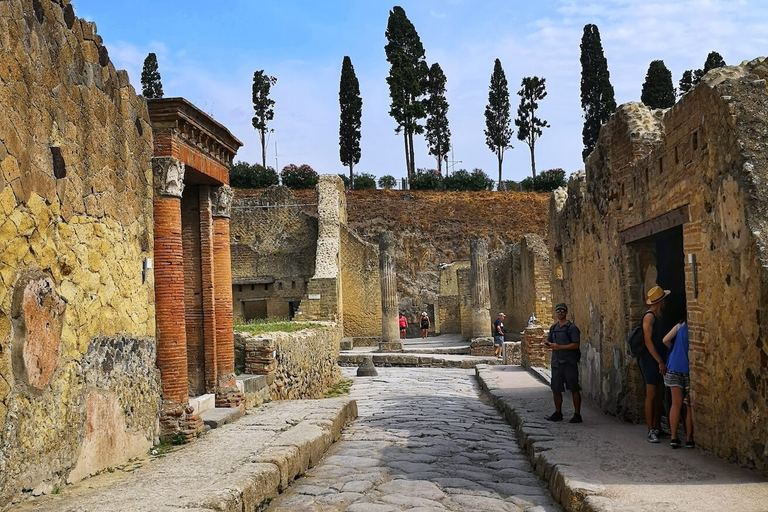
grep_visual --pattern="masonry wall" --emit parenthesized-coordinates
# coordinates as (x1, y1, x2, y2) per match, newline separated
(436, 261, 469, 334)
(549, 59, 768, 472)
(0, 0, 158, 504)
(340, 227, 381, 337)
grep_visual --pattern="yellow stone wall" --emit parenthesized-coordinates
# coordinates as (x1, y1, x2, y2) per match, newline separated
(0, 0, 157, 503)
(340, 226, 381, 338)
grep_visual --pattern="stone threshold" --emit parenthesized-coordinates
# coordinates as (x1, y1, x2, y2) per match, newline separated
(12, 399, 358, 511)
(339, 352, 501, 369)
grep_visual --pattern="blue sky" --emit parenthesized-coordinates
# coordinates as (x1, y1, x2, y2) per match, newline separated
(73, 0, 768, 182)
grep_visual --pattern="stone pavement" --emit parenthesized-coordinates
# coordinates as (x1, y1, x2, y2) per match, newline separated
(476, 364, 768, 512)
(12, 398, 356, 512)
(266, 367, 559, 511)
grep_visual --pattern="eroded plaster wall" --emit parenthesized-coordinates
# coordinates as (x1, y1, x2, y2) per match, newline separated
(340, 227, 381, 338)
(0, 0, 157, 503)
(550, 59, 768, 471)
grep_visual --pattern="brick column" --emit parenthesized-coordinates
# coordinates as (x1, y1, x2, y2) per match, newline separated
(152, 156, 202, 440)
(379, 232, 401, 351)
(199, 186, 218, 394)
(212, 185, 244, 408)
(470, 237, 492, 338)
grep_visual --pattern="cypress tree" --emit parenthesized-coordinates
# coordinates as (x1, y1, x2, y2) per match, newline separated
(141, 53, 164, 98)
(339, 56, 362, 187)
(641, 60, 676, 109)
(515, 76, 550, 178)
(252, 70, 277, 168)
(579, 24, 616, 161)
(679, 70, 694, 96)
(484, 58, 513, 189)
(689, 51, 727, 89)
(424, 62, 451, 173)
(384, 6, 427, 180)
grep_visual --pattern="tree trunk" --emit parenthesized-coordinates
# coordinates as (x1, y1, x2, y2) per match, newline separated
(436, 154, 442, 174)
(260, 129, 267, 168)
(349, 163, 354, 190)
(403, 131, 411, 180)
(530, 144, 537, 177)
(408, 130, 416, 177)
(497, 149, 503, 191)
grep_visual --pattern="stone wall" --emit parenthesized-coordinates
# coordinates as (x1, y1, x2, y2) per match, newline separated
(340, 226, 382, 338)
(235, 324, 342, 400)
(230, 187, 317, 322)
(0, 0, 157, 504)
(521, 325, 549, 369)
(435, 262, 469, 334)
(549, 58, 768, 471)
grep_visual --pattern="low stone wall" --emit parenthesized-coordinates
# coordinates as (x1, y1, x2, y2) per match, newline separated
(470, 337, 495, 357)
(521, 325, 549, 369)
(503, 342, 522, 365)
(235, 323, 342, 400)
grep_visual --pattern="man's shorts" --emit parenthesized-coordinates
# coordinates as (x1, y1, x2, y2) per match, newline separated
(493, 335, 504, 347)
(639, 353, 664, 386)
(664, 370, 690, 391)
(551, 362, 580, 393)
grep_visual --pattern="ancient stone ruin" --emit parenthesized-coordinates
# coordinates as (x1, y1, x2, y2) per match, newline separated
(550, 58, 768, 471)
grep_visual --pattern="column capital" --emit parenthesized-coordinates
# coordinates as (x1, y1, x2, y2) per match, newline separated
(152, 157, 185, 198)
(212, 185, 234, 218)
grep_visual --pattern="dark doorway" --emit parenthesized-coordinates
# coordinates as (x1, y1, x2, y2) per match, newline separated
(654, 225, 687, 332)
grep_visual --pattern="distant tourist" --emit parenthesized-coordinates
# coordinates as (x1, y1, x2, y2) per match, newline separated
(399, 312, 408, 339)
(545, 303, 582, 423)
(640, 286, 671, 443)
(420, 312, 430, 339)
(663, 318, 694, 449)
(494, 313, 506, 358)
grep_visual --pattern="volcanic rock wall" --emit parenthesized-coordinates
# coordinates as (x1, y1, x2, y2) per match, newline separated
(0, 0, 158, 503)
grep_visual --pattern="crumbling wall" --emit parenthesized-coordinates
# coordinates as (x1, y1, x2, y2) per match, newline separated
(0, 0, 157, 504)
(230, 187, 317, 322)
(436, 261, 469, 334)
(550, 58, 768, 472)
(340, 226, 381, 337)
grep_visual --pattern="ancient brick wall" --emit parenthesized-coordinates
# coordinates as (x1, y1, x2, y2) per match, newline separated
(521, 325, 549, 369)
(234, 324, 342, 400)
(230, 187, 317, 323)
(435, 261, 469, 334)
(340, 226, 381, 337)
(549, 58, 768, 472)
(0, 0, 157, 504)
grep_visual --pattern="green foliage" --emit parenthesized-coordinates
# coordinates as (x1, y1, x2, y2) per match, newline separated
(679, 69, 694, 96)
(338, 173, 350, 188)
(385, 6, 427, 178)
(52, 486, 62, 495)
(252, 70, 277, 167)
(378, 175, 397, 189)
(580, 24, 617, 161)
(324, 377, 353, 398)
(171, 431, 186, 446)
(424, 62, 451, 172)
(641, 60, 676, 109)
(686, 51, 726, 93)
(410, 168, 443, 190)
(485, 58, 513, 186)
(339, 56, 362, 183)
(353, 172, 376, 190)
(281, 164, 319, 190)
(229, 161, 279, 189)
(520, 168, 567, 192)
(515, 76, 550, 177)
(444, 169, 494, 191)
(141, 53, 163, 98)
(503, 180, 523, 192)
(234, 318, 317, 334)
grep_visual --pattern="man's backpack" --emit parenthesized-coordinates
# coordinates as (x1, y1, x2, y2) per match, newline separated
(626, 326, 646, 357)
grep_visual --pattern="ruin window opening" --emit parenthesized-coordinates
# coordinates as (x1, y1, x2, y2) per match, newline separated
(674, 146, 679, 164)
(135, 118, 143, 136)
(645, 168, 649, 183)
(238, 285, 242, 293)
(278, 282, 283, 290)
(50, 147, 66, 179)
(264, 283, 269, 291)
(291, 281, 296, 289)
(658, 157, 664, 174)
(250, 284, 254, 291)
(692, 131, 699, 150)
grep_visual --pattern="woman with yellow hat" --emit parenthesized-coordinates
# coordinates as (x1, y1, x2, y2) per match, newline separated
(640, 285, 671, 443)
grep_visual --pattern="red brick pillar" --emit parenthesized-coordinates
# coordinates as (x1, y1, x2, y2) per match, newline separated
(198, 186, 218, 394)
(152, 157, 202, 440)
(212, 185, 244, 408)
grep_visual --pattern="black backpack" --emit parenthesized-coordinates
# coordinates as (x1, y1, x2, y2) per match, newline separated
(626, 312, 652, 357)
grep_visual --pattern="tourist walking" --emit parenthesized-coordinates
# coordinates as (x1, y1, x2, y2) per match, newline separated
(663, 318, 694, 448)
(640, 285, 671, 443)
(420, 312, 430, 339)
(399, 313, 408, 339)
(545, 303, 582, 423)
(493, 313, 506, 358)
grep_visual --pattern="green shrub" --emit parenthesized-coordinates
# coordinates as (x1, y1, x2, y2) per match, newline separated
(378, 174, 397, 189)
(444, 168, 494, 191)
(502, 180, 523, 191)
(228, 161, 278, 188)
(521, 168, 567, 192)
(281, 164, 319, 189)
(410, 168, 443, 190)
(338, 174, 350, 188)
(353, 172, 376, 190)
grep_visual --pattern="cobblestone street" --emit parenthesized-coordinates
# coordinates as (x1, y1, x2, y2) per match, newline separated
(267, 368, 557, 511)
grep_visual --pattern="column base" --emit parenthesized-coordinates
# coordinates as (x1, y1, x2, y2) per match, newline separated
(215, 373, 246, 408)
(379, 341, 403, 352)
(160, 400, 204, 444)
(470, 336, 495, 357)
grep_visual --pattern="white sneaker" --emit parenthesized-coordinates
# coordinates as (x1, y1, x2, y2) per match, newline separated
(647, 429, 659, 443)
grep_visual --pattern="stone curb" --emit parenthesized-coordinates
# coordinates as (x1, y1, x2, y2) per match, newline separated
(475, 365, 609, 512)
(339, 353, 501, 369)
(13, 399, 358, 512)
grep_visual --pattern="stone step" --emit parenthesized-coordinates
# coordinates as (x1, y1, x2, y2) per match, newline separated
(401, 346, 470, 355)
(200, 406, 245, 429)
(338, 353, 501, 369)
(188, 393, 216, 415)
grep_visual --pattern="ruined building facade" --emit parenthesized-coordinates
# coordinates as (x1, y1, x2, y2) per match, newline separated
(550, 59, 768, 471)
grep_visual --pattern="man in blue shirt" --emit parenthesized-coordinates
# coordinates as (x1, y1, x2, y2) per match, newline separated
(545, 303, 582, 423)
